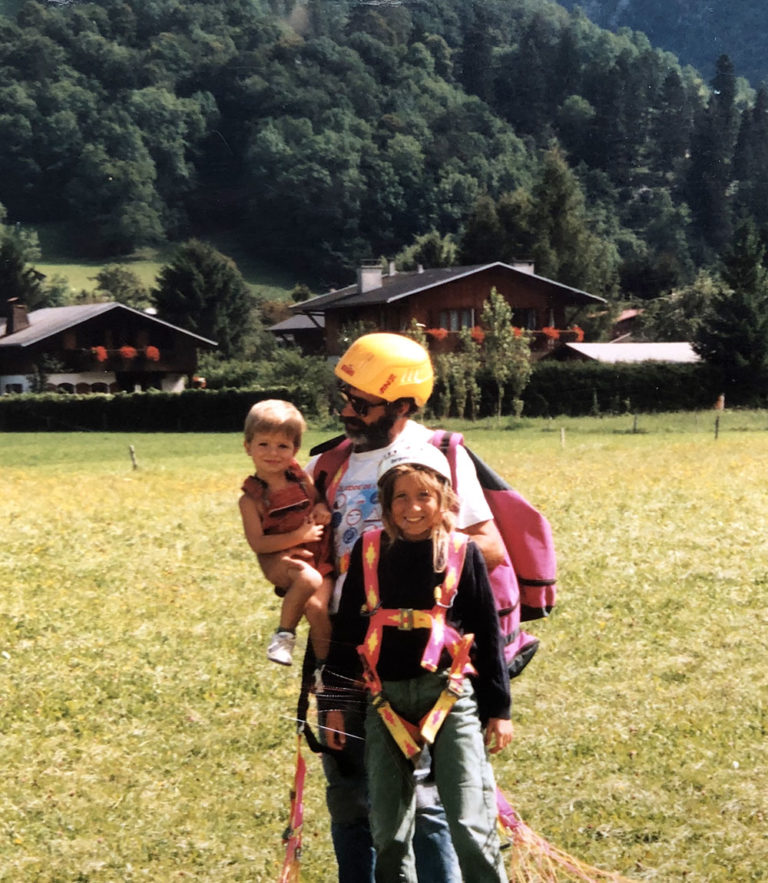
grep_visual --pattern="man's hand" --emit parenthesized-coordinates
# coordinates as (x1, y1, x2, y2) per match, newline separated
(325, 709, 347, 750)
(462, 519, 506, 571)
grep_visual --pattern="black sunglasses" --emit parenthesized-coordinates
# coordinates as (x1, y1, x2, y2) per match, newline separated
(336, 384, 388, 417)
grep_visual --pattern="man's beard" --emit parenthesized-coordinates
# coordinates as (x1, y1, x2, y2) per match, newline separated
(343, 408, 399, 451)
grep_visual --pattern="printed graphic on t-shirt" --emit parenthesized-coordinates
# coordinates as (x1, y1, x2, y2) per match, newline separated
(332, 478, 380, 574)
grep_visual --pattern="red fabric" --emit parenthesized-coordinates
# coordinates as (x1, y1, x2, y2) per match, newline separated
(242, 461, 333, 576)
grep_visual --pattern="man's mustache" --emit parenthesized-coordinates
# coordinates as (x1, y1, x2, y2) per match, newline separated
(342, 417, 366, 433)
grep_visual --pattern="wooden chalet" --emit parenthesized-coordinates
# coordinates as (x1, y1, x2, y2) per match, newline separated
(0, 299, 216, 395)
(285, 261, 606, 357)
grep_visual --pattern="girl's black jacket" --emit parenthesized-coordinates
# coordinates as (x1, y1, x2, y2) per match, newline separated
(320, 534, 511, 724)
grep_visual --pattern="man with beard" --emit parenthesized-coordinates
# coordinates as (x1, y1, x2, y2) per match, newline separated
(283, 333, 505, 882)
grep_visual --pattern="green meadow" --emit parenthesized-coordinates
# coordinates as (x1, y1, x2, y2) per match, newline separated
(1, 414, 767, 881)
(33, 225, 299, 301)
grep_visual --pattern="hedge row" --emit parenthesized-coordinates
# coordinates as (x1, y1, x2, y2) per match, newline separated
(0, 362, 754, 432)
(0, 388, 308, 433)
(519, 361, 726, 417)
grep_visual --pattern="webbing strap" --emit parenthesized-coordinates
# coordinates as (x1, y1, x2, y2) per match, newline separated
(418, 629, 474, 745)
(371, 693, 423, 758)
(279, 734, 306, 883)
(323, 450, 351, 519)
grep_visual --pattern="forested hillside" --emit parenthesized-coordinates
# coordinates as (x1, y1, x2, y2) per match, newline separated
(557, 0, 768, 89)
(1, 0, 768, 302)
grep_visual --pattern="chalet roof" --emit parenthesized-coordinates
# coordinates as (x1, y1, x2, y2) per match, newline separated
(0, 302, 217, 348)
(269, 313, 325, 333)
(292, 262, 606, 314)
(565, 342, 700, 363)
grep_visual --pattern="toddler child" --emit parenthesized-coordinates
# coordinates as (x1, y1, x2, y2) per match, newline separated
(239, 399, 333, 673)
(322, 444, 512, 882)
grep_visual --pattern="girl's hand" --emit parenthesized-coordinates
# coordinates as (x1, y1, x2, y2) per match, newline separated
(325, 709, 346, 750)
(485, 718, 513, 754)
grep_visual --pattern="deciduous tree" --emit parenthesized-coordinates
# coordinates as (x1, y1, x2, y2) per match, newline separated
(93, 266, 152, 310)
(480, 286, 532, 418)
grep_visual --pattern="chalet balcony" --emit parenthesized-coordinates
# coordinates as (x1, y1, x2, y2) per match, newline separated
(424, 327, 584, 357)
(63, 346, 166, 372)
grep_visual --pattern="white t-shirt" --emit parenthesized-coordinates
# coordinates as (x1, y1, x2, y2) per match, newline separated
(306, 421, 492, 611)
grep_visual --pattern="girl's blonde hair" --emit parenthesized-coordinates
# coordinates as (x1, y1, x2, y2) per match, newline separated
(378, 463, 458, 570)
(244, 399, 307, 446)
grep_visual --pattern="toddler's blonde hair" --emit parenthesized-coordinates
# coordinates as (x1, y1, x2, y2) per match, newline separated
(244, 399, 307, 447)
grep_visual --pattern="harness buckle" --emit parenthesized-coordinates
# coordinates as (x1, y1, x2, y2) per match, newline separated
(370, 692, 386, 709)
(446, 676, 464, 698)
(397, 608, 415, 630)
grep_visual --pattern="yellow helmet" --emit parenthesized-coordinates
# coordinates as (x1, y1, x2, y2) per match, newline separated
(335, 333, 434, 407)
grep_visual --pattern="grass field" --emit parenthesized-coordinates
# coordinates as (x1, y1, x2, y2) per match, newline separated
(1, 414, 767, 881)
(33, 224, 300, 301)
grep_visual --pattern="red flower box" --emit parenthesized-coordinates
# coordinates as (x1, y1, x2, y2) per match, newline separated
(145, 345, 160, 362)
(119, 345, 138, 360)
(91, 346, 107, 363)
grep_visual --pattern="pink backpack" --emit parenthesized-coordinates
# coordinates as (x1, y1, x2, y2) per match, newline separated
(312, 430, 556, 678)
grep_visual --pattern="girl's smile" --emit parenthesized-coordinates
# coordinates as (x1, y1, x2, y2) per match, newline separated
(390, 472, 441, 541)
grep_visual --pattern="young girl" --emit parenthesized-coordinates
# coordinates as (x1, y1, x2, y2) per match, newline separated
(322, 444, 512, 882)
(239, 399, 333, 671)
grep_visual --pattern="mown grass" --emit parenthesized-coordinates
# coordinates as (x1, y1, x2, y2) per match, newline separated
(1, 414, 767, 881)
(33, 223, 301, 301)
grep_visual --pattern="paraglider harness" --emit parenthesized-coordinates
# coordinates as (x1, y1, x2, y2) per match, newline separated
(357, 528, 475, 759)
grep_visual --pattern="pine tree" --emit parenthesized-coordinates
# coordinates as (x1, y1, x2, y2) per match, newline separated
(153, 240, 255, 358)
(733, 85, 768, 227)
(458, 196, 504, 265)
(693, 221, 768, 398)
(458, 3, 493, 104)
(0, 235, 44, 309)
(528, 146, 619, 297)
(650, 69, 692, 176)
(686, 55, 739, 253)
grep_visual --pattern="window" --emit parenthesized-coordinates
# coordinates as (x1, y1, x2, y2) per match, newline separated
(512, 308, 537, 330)
(438, 308, 474, 331)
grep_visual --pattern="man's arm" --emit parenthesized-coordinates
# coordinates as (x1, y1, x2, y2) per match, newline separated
(448, 441, 504, 569)
(460, 518, 506, 571)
